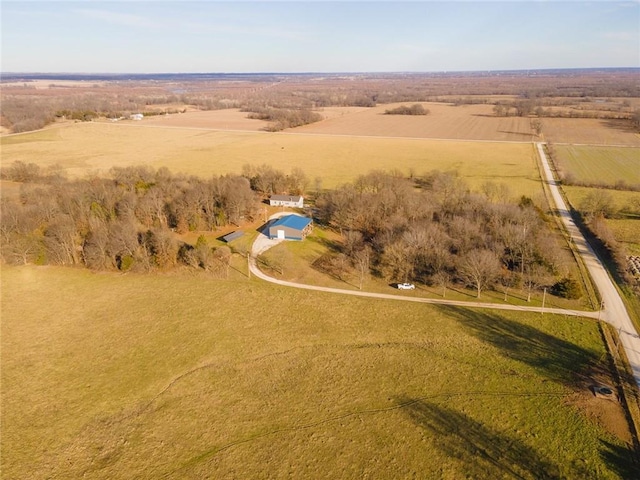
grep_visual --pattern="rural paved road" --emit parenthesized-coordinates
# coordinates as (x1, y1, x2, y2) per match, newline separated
(536, 142, 640, 390)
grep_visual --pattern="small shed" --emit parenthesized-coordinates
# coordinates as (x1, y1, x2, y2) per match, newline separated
(269, 195, 304, 208)
(268, 215, 313, 240)
(222, 231, 244, 243)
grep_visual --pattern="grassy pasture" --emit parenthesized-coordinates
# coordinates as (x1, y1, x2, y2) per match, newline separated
(564, 186, 640, 214)
(563, 186, 640, 257)
(607, 218, 640, 256)
(0, 122, 542, 195)
(1, 265, 635, 479)
(556, 145, 640, 186)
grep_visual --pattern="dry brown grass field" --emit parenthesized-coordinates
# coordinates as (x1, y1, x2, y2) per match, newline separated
(1, 122, 543, 195)
(121, 104, 637, 147)
(2, 265, 635, 479)
(140, 109, 269, 131)
(295, 102, 536, 141)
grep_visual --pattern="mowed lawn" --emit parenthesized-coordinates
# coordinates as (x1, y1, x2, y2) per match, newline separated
(556, 145, 640, 186)
(1, 122, 542, 195)
(2, 266, 635, 479)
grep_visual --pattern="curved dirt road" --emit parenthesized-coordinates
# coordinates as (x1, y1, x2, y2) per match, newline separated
(250, 216, 598, 318)
(536, 142, 640, 389)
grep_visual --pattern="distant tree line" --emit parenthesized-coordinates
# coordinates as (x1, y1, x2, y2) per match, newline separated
(492, 99, 637, 122)
(314, 170, 577, 299)
(384, 104, 430, 116)
(3, 72, 638, 134)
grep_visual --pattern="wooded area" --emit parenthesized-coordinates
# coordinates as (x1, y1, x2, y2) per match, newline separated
(2, 160, 633, 298)
(0, 164, 257, 273)
(314, 171, 575, 298)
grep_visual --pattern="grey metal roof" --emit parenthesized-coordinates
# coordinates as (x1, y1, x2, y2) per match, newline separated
(270, 195, 302, 202)
(222, 231, 244, 242)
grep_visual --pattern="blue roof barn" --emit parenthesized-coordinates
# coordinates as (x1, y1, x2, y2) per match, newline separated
(268, 215, 313, 240)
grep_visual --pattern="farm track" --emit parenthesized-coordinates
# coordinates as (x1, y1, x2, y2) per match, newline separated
(250, 215, 600, 318)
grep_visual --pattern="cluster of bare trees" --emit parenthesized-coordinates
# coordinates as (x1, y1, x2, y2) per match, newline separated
(1, 164, 257, 273)
(384, 104, 430, 115)
(315, 171, 570, 298)
(241, 164, 309, 195)
(244, 106, 323, 131)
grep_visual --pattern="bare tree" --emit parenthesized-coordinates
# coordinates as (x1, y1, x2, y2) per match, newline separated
(352, 246, 371, 290)
(44, 215, 81, 265)
(459, 249, 501, 298)
(432, 270, 450, 298)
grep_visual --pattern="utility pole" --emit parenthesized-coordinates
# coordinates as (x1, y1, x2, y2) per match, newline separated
(247, 252, 251, 279)
(541, 287, 546, 314)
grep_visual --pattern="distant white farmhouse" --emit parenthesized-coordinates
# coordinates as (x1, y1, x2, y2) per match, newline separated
(130, 113, 144, 121)
(269, 195, 304, 208)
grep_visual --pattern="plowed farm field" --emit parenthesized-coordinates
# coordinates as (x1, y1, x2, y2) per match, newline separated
(542, 118, 640, 146)
(295, 102, 535, 142)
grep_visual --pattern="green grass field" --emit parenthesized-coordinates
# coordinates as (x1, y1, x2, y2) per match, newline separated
(1, 123, 543, 196)
(2, 265, 634, 479)
(563, 186, 640, 214)
(563, 186, 640, 255)
(556, 145, 640, 186)
(607, 218, 640, 256)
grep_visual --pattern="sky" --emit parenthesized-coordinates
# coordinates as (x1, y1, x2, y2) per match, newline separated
(1, 1, 639, 73)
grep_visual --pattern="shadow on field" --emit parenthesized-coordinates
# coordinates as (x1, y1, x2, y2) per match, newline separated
(599, 119, 638, 134)
(599, 439, 640, 478)
(438, 305, 604, 388)
(396, 398, 569, 479)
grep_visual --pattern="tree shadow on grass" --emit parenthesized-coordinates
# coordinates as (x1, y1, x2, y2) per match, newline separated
(397, 397, 571, 479)
(438, 305, 606, 388)
(599, 439, 640, 479)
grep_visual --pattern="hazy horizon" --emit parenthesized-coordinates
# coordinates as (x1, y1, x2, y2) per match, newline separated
(2, 1, 638, 74)
(2, 67, 639, 78)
